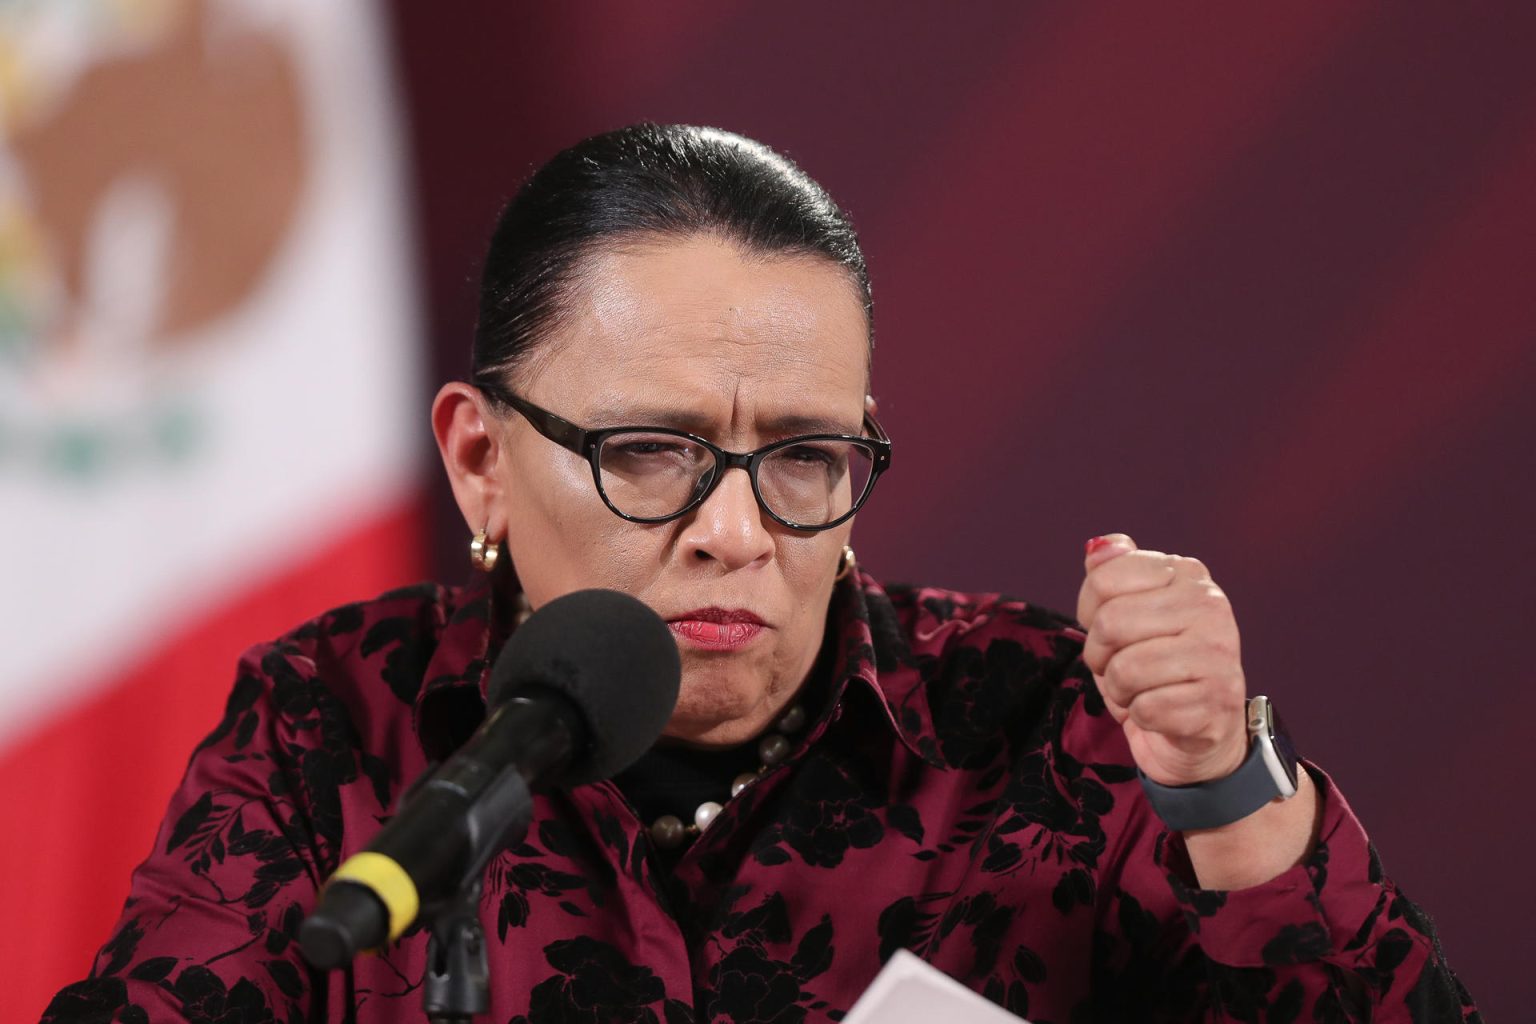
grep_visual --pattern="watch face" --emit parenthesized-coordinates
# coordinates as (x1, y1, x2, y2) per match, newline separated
(1268, 703, 1300, 787)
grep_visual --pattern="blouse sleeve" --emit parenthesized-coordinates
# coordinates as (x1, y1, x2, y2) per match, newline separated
(1063, 681, 1481, 1022)
(41, 641, 371, 1023)
(1150, 762, 1479, 1020)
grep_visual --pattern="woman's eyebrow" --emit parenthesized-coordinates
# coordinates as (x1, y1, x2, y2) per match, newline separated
(586, 405, 709, 430)
(760, 413, 863, 436)
(593, 406, 860, 436)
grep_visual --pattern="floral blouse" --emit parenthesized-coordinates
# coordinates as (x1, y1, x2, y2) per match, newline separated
(44, 571, 1479, 1022)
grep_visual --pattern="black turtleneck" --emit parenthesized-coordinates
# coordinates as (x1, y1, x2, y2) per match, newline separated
(611, 620, 841, 866)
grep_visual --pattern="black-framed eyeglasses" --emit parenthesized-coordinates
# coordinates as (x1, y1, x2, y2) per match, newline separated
(477, 382, 892, 532)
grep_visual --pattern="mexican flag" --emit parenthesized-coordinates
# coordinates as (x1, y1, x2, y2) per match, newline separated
(0, 1, 424, 1017)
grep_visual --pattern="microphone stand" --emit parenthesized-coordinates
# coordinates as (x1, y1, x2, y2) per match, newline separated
(423, 877, 489, 1023)
(418, 767, 541, 1023)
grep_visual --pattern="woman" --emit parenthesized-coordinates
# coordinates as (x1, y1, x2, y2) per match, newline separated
(46, 125, 1477, 1022)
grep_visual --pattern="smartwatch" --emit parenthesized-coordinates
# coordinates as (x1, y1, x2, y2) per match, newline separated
(1137, 695, 1299, 831)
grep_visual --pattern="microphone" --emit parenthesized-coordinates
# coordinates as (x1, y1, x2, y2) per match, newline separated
(298, 589, 681, 969)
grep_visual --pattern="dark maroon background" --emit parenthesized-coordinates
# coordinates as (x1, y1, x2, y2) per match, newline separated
(388, 4, 1534, 1015)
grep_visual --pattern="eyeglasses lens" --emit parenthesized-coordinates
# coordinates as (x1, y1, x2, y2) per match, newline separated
(757, 440, 875, 526)
(596, 433, 876, 526)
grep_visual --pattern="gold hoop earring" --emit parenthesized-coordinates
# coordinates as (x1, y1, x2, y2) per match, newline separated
(834, 545, 856, 581)
(469, 528, 501, 573)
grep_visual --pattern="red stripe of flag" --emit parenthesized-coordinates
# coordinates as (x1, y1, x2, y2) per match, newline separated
(2, 496, 428, 1023)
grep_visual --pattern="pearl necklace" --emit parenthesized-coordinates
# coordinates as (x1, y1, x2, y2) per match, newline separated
(647, 702, 808, 851)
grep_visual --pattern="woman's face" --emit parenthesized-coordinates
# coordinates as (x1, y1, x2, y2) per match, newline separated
(486, 235, 870, 748)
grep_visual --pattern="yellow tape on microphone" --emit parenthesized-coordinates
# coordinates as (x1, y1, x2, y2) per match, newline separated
(328, 852, 419, 942)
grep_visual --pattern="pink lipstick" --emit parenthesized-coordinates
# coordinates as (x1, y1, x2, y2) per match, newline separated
(668, 608, 766, 650)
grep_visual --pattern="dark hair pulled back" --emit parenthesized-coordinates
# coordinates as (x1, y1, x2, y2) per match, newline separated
(471, 124, 870, 390)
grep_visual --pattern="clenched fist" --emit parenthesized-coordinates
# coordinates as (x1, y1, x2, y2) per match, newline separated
(1077, 533, 1249, 789)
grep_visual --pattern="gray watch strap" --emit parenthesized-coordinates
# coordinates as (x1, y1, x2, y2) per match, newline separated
(1137, 737, 1282, 831)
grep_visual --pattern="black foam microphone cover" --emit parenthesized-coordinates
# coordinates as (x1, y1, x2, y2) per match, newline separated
(489, 589, 681, 784)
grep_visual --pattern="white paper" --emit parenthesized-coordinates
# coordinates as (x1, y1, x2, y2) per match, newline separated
(842, 949, 1031, 1024)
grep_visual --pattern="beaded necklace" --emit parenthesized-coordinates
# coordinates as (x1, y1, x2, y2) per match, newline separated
(509, 592, 816, 853)
(646, 702, 808, 850)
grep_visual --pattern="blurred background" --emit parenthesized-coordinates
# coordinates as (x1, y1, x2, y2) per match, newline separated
(3, 2, 1531, 1019)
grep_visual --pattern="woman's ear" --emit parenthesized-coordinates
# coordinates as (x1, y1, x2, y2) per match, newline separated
(432, 382, 507, 538)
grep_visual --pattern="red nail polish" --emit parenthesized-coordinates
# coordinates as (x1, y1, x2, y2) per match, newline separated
(1085, 536, 1113, 556)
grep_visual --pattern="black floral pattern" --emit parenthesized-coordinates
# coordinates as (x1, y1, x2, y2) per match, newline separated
(696, 892, 839, 1024)
(511, 937, 668, 1024)
(750, 755, 887, 869)
(42, 575, 1481, 1022)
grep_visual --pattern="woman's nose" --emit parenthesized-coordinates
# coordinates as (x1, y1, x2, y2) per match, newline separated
(679, 467, 774, 571)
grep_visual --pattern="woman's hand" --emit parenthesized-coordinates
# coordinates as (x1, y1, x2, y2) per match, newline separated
(1076, 533, 1320, 889)
(1076, 533, 1248, 787)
